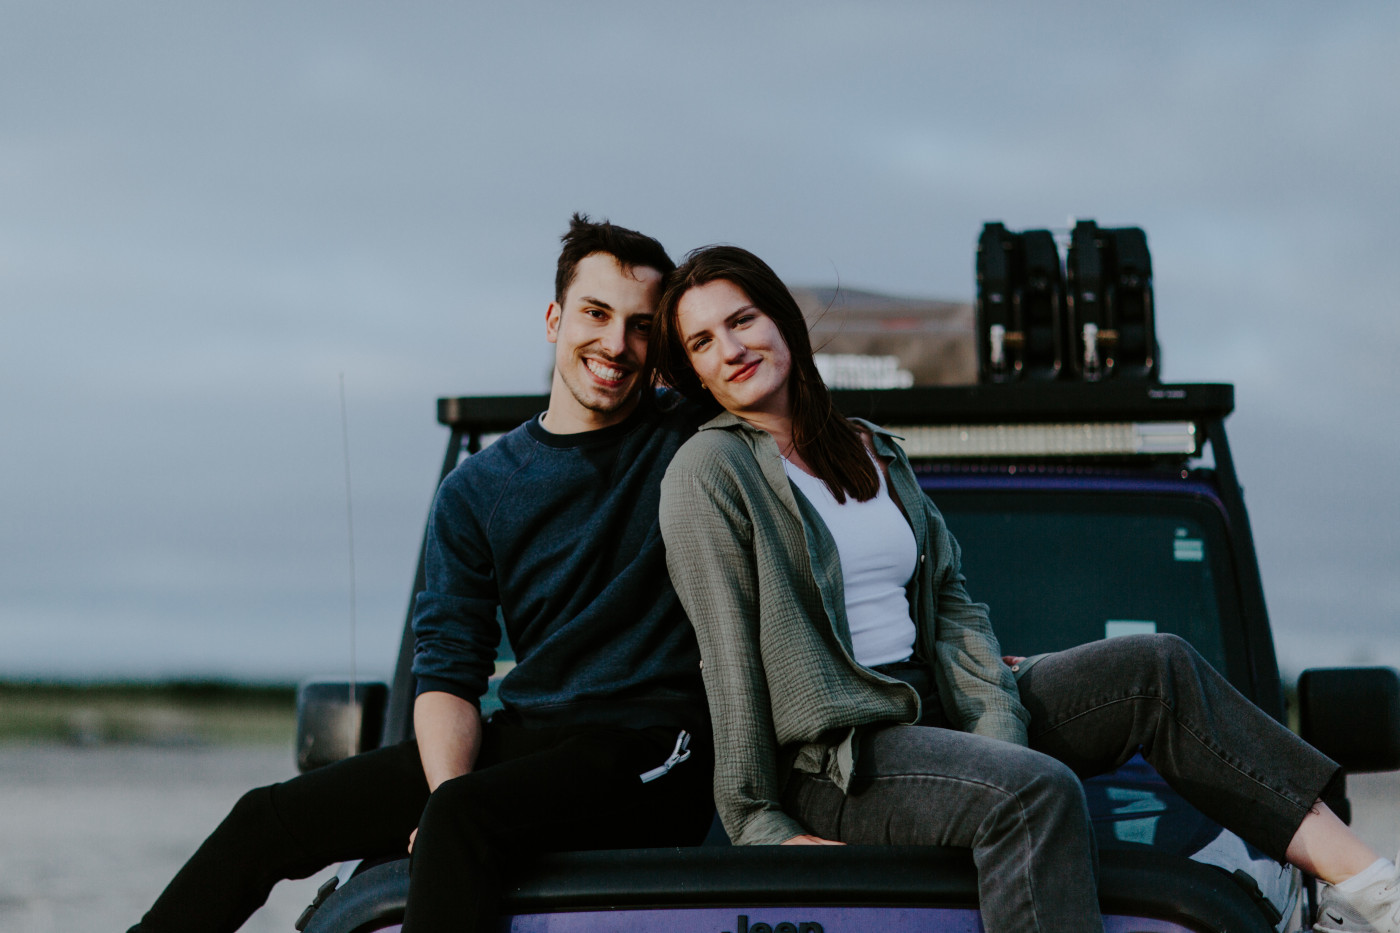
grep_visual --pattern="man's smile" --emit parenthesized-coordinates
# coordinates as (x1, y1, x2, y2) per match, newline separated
(586, 358, 630, 384)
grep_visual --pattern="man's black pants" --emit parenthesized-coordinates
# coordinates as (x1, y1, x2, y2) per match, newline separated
(132, 722, 713, 933)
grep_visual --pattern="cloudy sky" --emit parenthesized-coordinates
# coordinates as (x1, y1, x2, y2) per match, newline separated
(2, 2, 1396, 683)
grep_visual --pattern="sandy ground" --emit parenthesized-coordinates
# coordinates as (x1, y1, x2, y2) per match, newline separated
(0, 742, 333, 933)
(1345, 770, 1400, 859)
(1, 741, 1397, 933)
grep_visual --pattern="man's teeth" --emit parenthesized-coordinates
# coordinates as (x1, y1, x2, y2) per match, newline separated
(587, 360, 626, 381)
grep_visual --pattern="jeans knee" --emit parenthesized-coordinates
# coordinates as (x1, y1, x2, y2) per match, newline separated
(1117, 632, 1199, 681)
(1039, 755, 1084, 800)
(1153, 632, 1194, 660)
(1146, 632, 1206, 685)
(1014, 753, 1087, 820)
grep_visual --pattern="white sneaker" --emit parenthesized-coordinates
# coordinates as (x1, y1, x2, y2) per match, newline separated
(1316, 883, 1379, 932)
(1315, 855, 1400, 933)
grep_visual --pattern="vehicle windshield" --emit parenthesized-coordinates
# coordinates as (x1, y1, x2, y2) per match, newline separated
(928, 491, 1236, 677)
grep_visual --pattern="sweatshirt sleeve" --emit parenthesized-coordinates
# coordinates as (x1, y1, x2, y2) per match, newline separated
(660, 447, 808, 846)
(411, 473, 501, 705)
(922, 494, 1030, 746)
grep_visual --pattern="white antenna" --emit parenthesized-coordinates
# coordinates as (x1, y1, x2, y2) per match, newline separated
(338, 374, 359, 753)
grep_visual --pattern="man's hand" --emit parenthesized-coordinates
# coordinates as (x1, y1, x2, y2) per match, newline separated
(782, 834, 845, 846)
(1003, 655, 1027, 668)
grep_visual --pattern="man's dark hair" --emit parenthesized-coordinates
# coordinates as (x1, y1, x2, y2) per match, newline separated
(555, 212, 675, 305)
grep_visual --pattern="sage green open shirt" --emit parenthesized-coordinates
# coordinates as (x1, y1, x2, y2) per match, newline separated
(659, 412, 1030, 845)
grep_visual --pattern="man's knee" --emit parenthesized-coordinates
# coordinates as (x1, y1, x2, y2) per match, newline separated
(418, 774, 496, 850)
(414, 767, 504, 862)
(227, 785, 281, 839)
(211, 783, 311, 873)
(422, 772, 481, 821)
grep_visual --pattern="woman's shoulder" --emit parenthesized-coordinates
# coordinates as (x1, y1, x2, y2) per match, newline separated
(849, 417, 899, 445)
(659, 424, 768, 532)
(852, 419, 915, 463)
(667, 420, 761, 476)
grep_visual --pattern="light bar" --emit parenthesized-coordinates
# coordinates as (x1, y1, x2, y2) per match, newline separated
(889, 421, 1197, 458)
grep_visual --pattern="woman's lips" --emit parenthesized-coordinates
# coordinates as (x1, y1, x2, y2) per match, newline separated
(729, 360, 759, 383)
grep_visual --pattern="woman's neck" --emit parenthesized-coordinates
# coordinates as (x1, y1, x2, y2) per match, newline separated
(738, 409, 793, 453)
(739, 410, 819, 476)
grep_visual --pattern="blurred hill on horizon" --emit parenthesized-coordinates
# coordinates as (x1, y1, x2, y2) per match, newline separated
(792, 286, 976, 387)
(0, 681, 296, 746)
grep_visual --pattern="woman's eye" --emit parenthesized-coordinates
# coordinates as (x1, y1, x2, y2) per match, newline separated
(690, 337, 710, 352)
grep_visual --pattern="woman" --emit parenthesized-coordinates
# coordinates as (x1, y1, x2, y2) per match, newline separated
(650, 244, 1398, 933)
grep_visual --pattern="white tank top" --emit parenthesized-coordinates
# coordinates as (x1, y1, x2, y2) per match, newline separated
(783, 455, 918, 667)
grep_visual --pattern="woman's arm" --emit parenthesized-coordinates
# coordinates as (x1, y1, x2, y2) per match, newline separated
(867, 427, 1028, 744)
(660, 449, 809, 846)
(923, 497, 1030, 745)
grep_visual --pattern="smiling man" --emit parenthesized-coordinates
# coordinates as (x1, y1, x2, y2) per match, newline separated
(543, 245, 658, 425)
(541, 247, 658, 431)
(406, 216, 713, 930)
(130, 215, 714, 933)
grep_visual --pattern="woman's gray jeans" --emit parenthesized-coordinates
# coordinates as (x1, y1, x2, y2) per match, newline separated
(782, 633, 1339, 933)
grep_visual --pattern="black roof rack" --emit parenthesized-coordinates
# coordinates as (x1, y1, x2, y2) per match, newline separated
(438, 395, 547, 431)
(832, 383, 1229, 425)
(436, 383, 1232, 433)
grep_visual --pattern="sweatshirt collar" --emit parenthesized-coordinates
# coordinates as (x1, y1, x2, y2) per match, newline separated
(526, 399, 653, 449)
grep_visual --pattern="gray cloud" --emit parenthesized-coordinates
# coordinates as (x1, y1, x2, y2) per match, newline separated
(2, 1, 1396, 680)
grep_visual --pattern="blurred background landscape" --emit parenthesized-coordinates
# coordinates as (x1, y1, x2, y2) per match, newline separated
(2, 2, 1396, 931)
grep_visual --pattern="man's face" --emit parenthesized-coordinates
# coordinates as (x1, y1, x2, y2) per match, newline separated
(544, 252, 662, 433)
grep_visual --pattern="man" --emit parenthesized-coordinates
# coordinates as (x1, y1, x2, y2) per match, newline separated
(130, 214, 713, 933)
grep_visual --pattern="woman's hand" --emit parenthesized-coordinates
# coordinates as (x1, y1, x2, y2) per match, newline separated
(782, 833, 846, 845)
(1002, 655, 1027, 667)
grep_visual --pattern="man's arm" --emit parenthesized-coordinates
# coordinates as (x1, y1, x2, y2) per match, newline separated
(407, 691, 484, 852)
(414, 690, 484, 792)
(411, 473, 499, 792)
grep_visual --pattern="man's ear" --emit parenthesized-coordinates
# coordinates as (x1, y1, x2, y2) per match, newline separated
(545, 301, 562, 344)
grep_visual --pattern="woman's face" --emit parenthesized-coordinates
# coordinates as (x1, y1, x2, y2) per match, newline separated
(675, 278, 793, 420)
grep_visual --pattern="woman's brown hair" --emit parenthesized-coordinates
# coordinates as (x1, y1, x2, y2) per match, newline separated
(649, 245, 878, 504)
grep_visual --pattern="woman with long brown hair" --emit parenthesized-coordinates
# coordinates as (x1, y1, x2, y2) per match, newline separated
(651, 244, 1397, 933)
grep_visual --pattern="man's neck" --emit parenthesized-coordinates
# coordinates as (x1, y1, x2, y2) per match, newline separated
(540, 389, 640, 435)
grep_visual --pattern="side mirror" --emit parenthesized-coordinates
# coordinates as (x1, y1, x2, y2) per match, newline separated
(295, 680, 389, 773)
(1298, 667, 1400, 773)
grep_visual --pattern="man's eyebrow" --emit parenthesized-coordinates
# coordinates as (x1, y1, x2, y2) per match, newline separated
(575, 295, 614, 311)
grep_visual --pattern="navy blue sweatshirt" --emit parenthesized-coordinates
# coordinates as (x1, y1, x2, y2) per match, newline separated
(411, 393, 708, 731)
